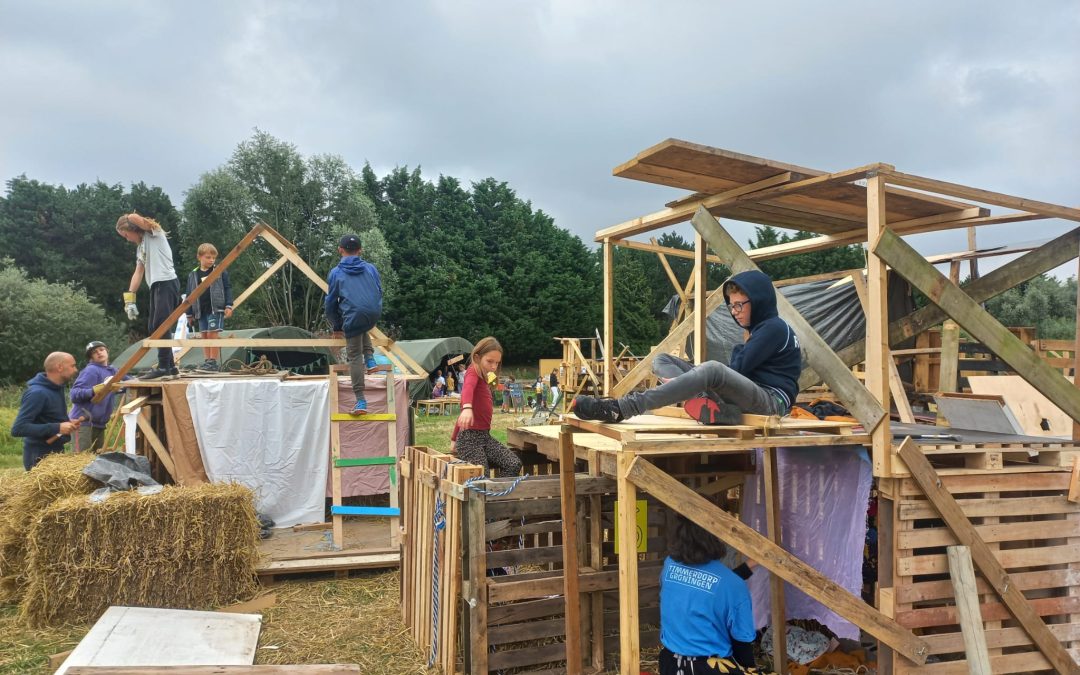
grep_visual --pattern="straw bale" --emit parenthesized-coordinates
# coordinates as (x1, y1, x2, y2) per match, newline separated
(20, 482, 261, 627)
(0, 453, 96, 603)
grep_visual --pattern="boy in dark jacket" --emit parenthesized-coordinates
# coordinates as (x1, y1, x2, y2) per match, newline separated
(325, 234, 383, 414)
(574, 270, 802, 425)
(12, 352, 81, 470)
(69, 341, 130, 452)
(185, 243, 234, 372)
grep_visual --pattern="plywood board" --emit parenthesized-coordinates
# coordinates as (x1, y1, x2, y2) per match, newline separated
(934, 394, 1024, 435)
(968, 375, 1073, 438)
(56, 606, 261, 674)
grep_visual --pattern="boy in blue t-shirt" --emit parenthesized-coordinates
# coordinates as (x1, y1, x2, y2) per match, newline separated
(659, 515, 758, 674)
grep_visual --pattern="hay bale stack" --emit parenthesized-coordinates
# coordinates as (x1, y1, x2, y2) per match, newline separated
(0, 453, 97, 603)
(20, 482, 260, 626)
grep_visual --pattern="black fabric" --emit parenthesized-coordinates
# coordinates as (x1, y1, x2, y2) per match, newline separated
(195, 267, 213, 314)
(731, 639, 756, 668)
(148, 279, 181, 368)
(731, 562, 753, 580)
(658, 647, 758, 674)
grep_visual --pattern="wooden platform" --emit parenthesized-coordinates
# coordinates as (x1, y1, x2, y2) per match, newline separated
(256, 519, 398, 582)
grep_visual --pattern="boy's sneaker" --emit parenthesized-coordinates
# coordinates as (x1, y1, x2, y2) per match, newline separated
(351, 398, 368, 415)
(683, 397, 742, 426)
(365, 355, 377, 370)
(571, 396, 624, 423)
(201, 359, 219, 372)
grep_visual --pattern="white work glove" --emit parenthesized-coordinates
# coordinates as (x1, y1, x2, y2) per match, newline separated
(123, 292, 139, 320)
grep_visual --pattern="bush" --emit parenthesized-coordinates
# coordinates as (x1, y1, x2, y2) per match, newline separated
(0, 260, 128, 385)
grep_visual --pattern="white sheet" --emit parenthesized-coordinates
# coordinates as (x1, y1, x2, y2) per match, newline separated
(186, 379, 329, 527)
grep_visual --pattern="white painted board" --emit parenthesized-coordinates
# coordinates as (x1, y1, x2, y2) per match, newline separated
(56, 606, 261, 674)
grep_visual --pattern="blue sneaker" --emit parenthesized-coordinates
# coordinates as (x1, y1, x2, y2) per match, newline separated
(365, 356, 377, 370)
(351, 399, 368, 415)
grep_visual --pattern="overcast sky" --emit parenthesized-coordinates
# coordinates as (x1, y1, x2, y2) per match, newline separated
(2, 1, 1078, 275)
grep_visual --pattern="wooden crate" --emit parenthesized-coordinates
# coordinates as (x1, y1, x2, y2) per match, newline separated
(879, 470, 1080, 674)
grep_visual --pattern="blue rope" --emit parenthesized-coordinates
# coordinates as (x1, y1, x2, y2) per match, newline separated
(427, 464, 449, 668)
(463, 473, 530, 496)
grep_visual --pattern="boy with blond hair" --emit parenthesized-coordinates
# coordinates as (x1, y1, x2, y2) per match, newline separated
(185, 243, 234, 371)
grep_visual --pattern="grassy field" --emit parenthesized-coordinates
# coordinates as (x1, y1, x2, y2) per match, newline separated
(0, 405, 540, 673)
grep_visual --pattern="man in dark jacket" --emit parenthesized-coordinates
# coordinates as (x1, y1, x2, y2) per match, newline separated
(574, 270, 802, 425)
(325, 233, 383, 414)
(12, 352, 82, 470)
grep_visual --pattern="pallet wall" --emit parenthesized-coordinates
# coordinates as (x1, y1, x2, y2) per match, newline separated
(879, 471, 1080, 674)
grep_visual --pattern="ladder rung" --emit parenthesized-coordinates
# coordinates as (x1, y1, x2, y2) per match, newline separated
(330, 413, 397, 422)
(331, 506, 401, 517)
(334, 457, 397, 467)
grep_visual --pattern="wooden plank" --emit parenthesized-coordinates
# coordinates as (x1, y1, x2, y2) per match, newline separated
(66, 668, 361, 674)
(135, 408, 175, 478)
(558, 426, 583, 673)
(231, 254, 289, 310)
(762, 447, 787, 673)
(881, 168, 1080, 223)
(865, 176, 894, 476)
(329, 372, 345, 549)
(691, 206, 887, 431)
(624, 455, 930, 665)
(256, 552, 398, 574)
(385, 373, 400, 548)
(947, 546, 993, 675)
(693, 232, 707, 364)
(603, 239, 614, 395)
(874, 228, 1080, 426)
(462, 489, 488, 674)
(56, 607, 261, 675)
(143, 338, 348, 348)
(616, 451, 640, 674)
(895, 437, 1080, 675)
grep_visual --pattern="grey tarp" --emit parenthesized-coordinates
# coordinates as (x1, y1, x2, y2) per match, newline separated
(395, 337, 474, 400)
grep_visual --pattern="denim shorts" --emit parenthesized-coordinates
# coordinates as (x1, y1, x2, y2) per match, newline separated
(198, 312, 225, 332)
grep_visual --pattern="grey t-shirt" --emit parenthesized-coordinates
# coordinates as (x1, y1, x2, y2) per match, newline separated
(136, 229, 177, 286)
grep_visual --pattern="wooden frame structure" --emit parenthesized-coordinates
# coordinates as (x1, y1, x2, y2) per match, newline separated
(96, 221, 425, 405)
(554, 140, 1080, 674)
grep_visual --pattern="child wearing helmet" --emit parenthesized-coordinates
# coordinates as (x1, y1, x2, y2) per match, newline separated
(69, 341, 130, 452)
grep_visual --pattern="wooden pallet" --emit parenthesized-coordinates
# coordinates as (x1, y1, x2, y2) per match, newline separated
(879, 470, 1080, 674)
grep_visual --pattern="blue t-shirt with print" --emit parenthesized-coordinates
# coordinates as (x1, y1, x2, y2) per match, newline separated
(659, 556, 756, 658)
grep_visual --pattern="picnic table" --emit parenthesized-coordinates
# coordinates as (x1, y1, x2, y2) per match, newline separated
(415, 398, 460, 416)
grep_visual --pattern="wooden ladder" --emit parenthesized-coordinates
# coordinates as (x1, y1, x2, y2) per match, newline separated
(328, 364, 400, 550)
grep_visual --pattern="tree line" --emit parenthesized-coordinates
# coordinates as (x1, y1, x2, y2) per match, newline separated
(4, 129, 1067, 385)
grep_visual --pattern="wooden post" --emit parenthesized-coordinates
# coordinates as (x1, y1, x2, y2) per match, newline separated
(588, 449, 605, 671)
(558, 426, 583, 672)
(329, 368, 345, 549)
(946, 546, 992, 675)
(865, 175, 892, 476)
(937, 321, 960, 425)
(616, 452, 640, 674)
(1073, 240, 1080, 440)
(896, 437, 1080, 675)
(386, 372, 400, 548)
(762, 448, 788, 673)
(463, 489, 489, 674)
(694, 232, 707, 364)
(603, 239, 614, 395)
(967, 227, 980, 281)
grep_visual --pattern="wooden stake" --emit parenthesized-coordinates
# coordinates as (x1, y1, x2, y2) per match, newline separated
(558, 426, 583, 672)
(616, 452, 640, 674)
(762, 447, 788, 673)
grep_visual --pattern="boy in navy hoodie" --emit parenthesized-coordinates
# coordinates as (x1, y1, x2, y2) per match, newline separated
(325, 234, 383, 414)
(69, 341, 130, 452)
(574, 270, 801, 425)
(12, 352, 81, 469)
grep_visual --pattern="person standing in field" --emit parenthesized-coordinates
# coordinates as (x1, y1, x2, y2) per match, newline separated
(451, 338, 522, 477)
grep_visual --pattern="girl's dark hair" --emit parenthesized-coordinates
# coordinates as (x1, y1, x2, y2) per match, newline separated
(668, 514, 727, 565)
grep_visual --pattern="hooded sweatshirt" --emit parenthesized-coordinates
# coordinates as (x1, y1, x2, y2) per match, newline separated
(12, 372, 71, 457)
(69, 361, 125, 429)
(325, 255, 383, 337)
(723, 270, 802, 410)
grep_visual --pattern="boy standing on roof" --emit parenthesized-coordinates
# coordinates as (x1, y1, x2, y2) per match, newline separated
(325, 234, 383, 414)
(574, 270, 801, 425)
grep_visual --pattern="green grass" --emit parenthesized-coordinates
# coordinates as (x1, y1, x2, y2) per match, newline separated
(0, 405, 22, 471)
(412, 408, 519, 452)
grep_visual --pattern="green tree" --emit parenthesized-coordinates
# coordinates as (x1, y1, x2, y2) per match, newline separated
(180, 130, 384, 332)
(0, 259, 127, 384)
(749, 226, 865, 281)
(983, 274, 1077, 340)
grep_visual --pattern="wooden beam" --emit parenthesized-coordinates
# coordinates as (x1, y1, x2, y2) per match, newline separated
(650, 237, 688, 305)
(873, 228, 1080, 424)
(96, 222, 268, 401)
(142, 338, 354, 348)
(763, 448, 788, 673)
(231, 254, 289, 310)
(613, 238, 724, 266)
(625, 455, 929, 665)
(691, 206, 886, 430)
(881, 168, 1080, 223)
(947, 545, 993, 675)
(693, 233, 707, 364)
(135, 407, 176, 478)
(603, 239, 614, 395)
(896, 437, 1080, 675)
(616, 452, 640, 674)
(811, 225, 1080, 389)
(609, 286, 728, 398)
(596, 170, 802, 241)
(865, 175, 893, 471)
(558, 427, 584, 672)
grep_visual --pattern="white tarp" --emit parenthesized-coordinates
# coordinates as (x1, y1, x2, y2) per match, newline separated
(186, 379, 329, 527)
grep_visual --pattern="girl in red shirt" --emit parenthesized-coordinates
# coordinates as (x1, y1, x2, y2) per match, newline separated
(451, 337, 522, 477)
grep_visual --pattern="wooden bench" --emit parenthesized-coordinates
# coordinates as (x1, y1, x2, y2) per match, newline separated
(415, 398, 460, 415)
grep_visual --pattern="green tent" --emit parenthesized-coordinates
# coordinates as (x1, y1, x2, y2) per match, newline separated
(395, 337, 473, 400)
(113, 326, 334, 376)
